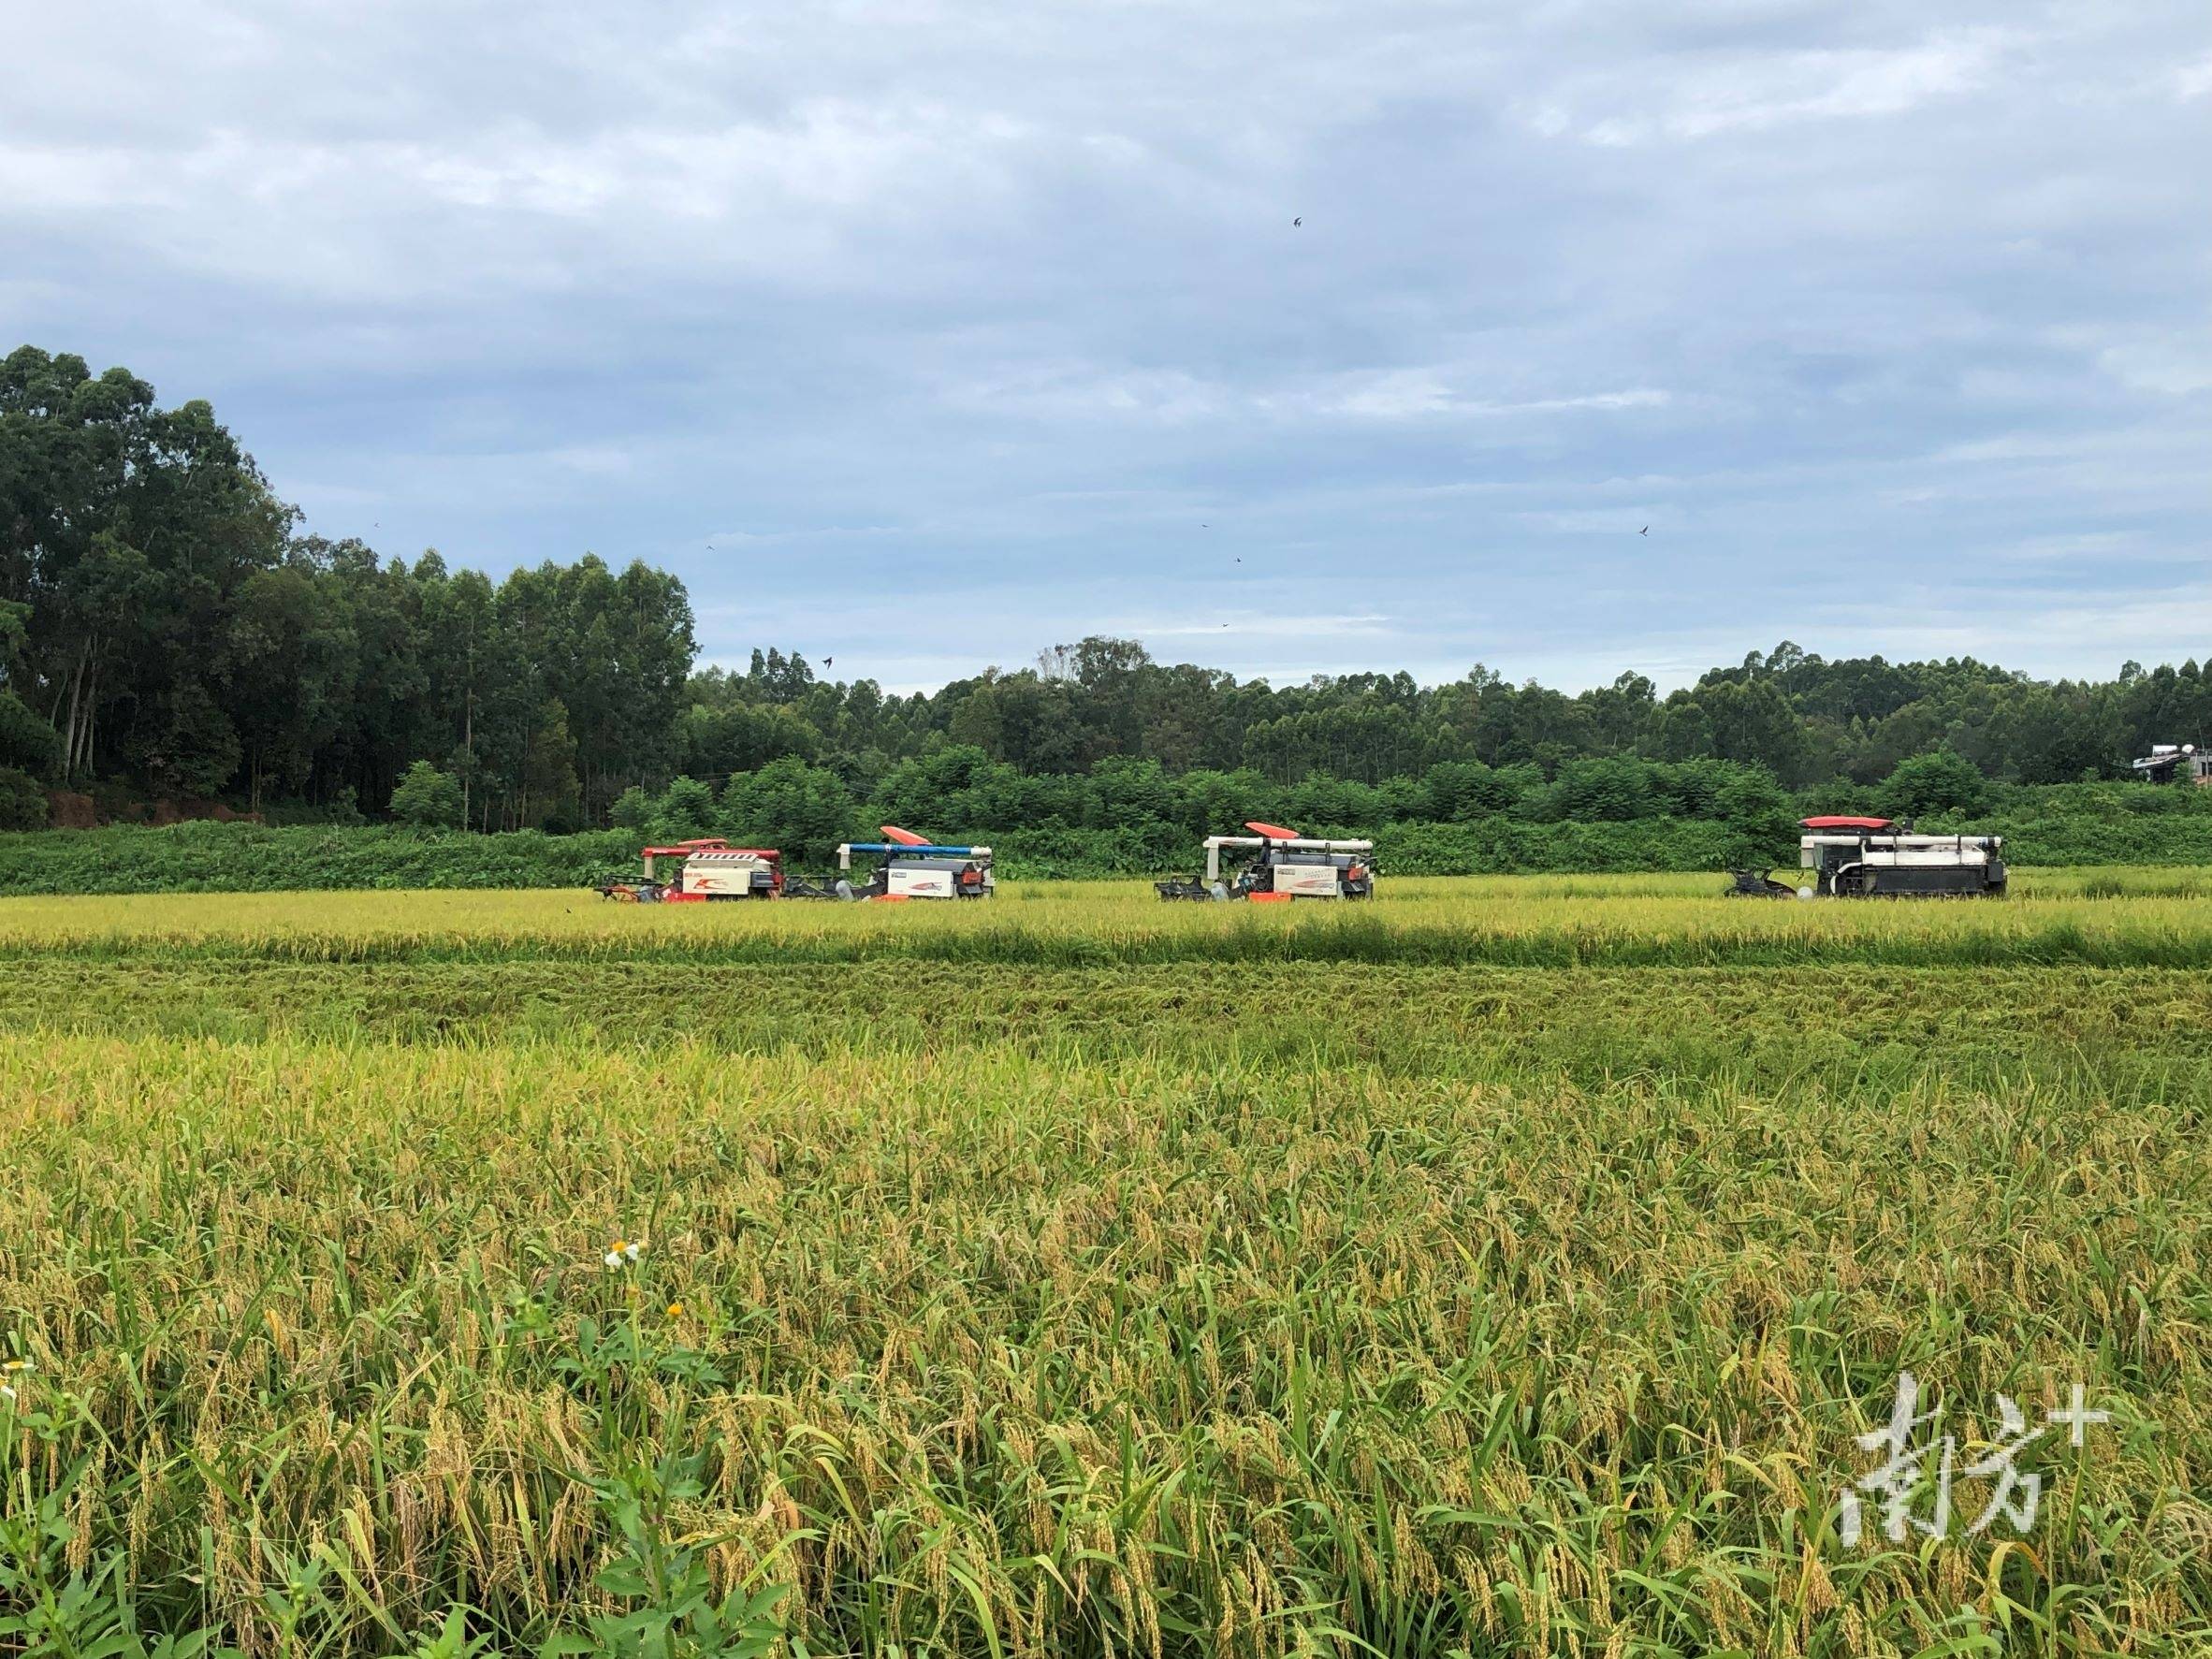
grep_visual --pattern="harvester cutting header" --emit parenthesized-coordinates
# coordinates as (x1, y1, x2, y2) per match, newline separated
(595, 826, 993, 902)
(1157, 822, 1375, 901)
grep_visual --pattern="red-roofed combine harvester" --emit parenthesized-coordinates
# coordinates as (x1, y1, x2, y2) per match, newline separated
(1157, 822, 1376, 901)
(1727, 816, 2007, 898)
(595, 839, 784, 901)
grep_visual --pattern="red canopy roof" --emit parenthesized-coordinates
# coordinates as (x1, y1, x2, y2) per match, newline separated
(878, 823, 931, 846)
(1244, 820, 1301, 840)
(1800, 815, 1892, 830)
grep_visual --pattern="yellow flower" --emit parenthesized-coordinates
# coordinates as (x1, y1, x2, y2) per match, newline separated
(666, 1302, 685, 1319)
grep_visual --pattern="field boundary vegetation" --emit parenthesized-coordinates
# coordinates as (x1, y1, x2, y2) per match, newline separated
(6, 766, 2212, 895)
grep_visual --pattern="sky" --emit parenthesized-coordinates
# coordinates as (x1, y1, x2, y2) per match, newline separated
(5, 1, 2209, 694)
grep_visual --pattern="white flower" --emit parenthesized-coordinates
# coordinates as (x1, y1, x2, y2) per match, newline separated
(0, 1385, 14, 1404)
(602, 1238, 644, 1271)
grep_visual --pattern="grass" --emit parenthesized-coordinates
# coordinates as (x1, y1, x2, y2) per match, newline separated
(0, 875, 2205, 1656)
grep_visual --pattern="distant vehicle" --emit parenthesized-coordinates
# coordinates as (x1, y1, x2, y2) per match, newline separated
(1157, 822, 1375, 901)
(2130, 743, 2212, 785)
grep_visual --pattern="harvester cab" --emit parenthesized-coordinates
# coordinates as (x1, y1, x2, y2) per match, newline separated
(833, 825, 996, 900)
(595, 838, 785, 902)
(1796, 816, 2006, 897)
(1157, 822, 1376, 901)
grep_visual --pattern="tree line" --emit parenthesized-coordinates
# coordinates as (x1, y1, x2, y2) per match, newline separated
(6, 345, 2209, 837)
(1, 348, 691, 831)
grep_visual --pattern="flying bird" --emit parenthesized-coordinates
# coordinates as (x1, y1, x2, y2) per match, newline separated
(1292, 216, 1302, 226)
(1638, 525, 1648, 535)
(823, 656, 833, 668)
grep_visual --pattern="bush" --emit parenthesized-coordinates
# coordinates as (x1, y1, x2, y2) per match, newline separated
(1882, 748, 1987, 820)
(389, 761, 464, 829)
(0, 765, 48, 831)
(0, 822, 638, 894)
(609, 786, 653, 831)
(648, 777, 718, 841)
(721, 758, 858, 864)
(0, 691, 59, 777)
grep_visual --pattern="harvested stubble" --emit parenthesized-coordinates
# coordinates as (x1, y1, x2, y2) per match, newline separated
(0, 879, 2205, 1656)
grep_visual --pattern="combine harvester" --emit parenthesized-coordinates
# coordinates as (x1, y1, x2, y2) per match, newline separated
(1157, 822, 1375, 901)
(829, 825, 997, 900)
(595, 839, 783, 902)
(596, 825, 994, 902)
(1729, 816, 2007, 898)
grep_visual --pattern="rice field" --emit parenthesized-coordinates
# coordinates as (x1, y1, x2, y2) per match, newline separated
(0, 874, 2206, 1656)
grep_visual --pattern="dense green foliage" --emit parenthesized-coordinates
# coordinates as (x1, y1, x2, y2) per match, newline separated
(9, 345, 2212, 857)
(0, 886, 2205, 1654)
(7, 767, 2212, 895)
(0, 764, 45, 831)
(2, 347, 692, 829)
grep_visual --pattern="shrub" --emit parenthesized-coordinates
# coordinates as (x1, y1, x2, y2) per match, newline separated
(389, 761, 464, 829)
(721, 758, 857, 864)
(0, 765, 47, 831)
(1883, 748, 1988, 820)
(0, 691, 59, 777)
(648, 776, 718, 841)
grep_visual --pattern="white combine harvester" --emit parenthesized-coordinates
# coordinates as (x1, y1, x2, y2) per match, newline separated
(1157, 821, 1375, 901)
(1731, 816, 2006, 897)
(828, 825, 996, 899)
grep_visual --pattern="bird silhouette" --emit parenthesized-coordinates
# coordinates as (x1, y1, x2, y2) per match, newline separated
(1292, 217, 1302, 226)
(823, 656, 833, 668)
(1638, 525, 1648, 535)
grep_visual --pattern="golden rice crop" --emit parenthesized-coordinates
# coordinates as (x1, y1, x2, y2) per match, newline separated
(6, 869, 2212, 969)
(0, 876, 2205, 1656)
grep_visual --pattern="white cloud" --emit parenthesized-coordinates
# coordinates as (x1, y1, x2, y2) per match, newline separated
(2097, 339, 2212, 398)
(1561, 31, 2009, 148)
(7, 0, 2209, 688)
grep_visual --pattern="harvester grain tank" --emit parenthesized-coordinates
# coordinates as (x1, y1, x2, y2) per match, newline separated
(1730, 816, 2006, 897)
(834, 824, 996, 899)
(1157, 822, 1375, 900)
